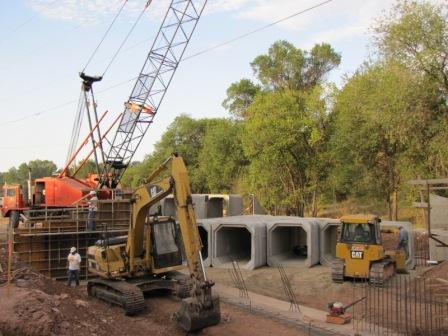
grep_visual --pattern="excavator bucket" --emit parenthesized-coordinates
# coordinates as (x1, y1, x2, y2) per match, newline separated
(175, 295, 221, 332)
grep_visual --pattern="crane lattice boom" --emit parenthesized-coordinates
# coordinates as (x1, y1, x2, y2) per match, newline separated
(101, 0, 207, 188)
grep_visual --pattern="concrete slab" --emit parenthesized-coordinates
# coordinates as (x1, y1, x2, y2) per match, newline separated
(212, 215, 272, 270)
(430, 193, 448, 229)
(192, 194, 209, 219)
(429, 228, 448, 262)
(267, 217, 320, 268)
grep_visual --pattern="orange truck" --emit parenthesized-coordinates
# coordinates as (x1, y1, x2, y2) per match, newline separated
(1, 175, 99, 228)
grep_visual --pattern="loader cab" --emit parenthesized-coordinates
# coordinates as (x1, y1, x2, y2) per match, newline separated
(339, 215, 381, 245)
(151, 217, 183, 270)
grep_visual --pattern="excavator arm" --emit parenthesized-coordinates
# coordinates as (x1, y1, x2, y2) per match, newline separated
(126, 154, 220, 331)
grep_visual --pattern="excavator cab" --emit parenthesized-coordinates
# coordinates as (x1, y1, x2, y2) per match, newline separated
(151, 218, 183, 269)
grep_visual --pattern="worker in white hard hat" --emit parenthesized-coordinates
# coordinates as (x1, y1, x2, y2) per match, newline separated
(87, 190, 98, 231)
(67, 247, 81, 287)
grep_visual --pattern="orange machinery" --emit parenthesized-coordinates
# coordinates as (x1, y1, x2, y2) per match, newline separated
(1, 174, 101, 227)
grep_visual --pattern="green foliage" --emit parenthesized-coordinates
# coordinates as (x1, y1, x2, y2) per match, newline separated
(373, 1, 448, 96)
(198, 119, 248, 193)
(121, 115, 245, 193)
(71, 160, 98, 178)
(331, 61, 439, 215)
(250, 40, 340, 90)
(2, 160, 58, 185)
(222, 79, 261, 119)
(242, 87, 333, 215)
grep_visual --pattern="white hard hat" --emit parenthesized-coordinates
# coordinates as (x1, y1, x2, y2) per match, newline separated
(70, 247, 76, 253)
(89, 190, 97, 195)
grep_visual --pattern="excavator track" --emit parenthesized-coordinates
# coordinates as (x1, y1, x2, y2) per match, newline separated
(369, 259, 396, 286)
(87, 279, 145, 315)
(331, 259, 345, 283)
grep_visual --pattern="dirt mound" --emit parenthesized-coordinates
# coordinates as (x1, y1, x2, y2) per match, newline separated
(422, 261, 448, 280)
(0, 269, 122, 336)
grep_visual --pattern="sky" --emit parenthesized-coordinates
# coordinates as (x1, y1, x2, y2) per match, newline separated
(0, 0, 439, 172)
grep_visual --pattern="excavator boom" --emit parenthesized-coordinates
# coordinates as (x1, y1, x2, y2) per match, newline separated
(87, 154, 220, 332)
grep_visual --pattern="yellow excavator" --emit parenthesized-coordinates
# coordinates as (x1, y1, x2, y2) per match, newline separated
(332, 215, 407, 285)
(86, 154, 220, 332)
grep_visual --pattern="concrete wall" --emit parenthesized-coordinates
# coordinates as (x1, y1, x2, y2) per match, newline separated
(430, 193, 448, 229)
(318, 218, 341, 266)
(197, 219, 216, 266)
(161, 194, 209, 219)
(267, 217, 320, 268)
(207, 194, 243, 218)
(192, 194, 209, 219)
(429, 228, 448, 262)
(212, 215, 271, 270)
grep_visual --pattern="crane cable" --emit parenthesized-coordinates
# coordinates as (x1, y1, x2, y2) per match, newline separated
(4, 0, 335, 126)
(82, 0, 128, 74)
(101, 1, 152, 78)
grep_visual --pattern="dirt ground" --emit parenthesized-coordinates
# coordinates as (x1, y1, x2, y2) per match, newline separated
(207, 264, 359, 312)
(0, 278, 306, 336)
(0, 223, 306, 336)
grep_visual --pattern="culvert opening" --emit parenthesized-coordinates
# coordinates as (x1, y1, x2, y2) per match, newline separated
(271, 226, 308, 264)
(208, 198, 224, 218)
(323, 225, 339, 261)
(198, 226, 208, 260)
(215, 226, 251, 264)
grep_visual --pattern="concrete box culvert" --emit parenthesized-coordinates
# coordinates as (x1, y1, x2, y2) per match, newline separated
(207, 194, 243, 218)
(318, 218, 342, 266)
(161, 194, 209, 219)
(212, 215, 270, 270)
(267, 218, 320, 268)
(197, 219, 216, 267)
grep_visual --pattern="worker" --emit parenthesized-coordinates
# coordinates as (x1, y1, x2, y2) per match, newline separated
(67, 246, 81, 287)
(87, 190, 98, 231)
(398, 226, 409, 258)
(354, 224, 365, 241)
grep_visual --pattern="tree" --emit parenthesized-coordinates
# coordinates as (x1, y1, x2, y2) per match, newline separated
(2, 160, 58, 185)
(250, 40, 340, 91)
(222, 79, 261, 119)
(373, 1, 448, 97)
(331, 61, 437, 219)
(242, 87, 333, 216)
(198, 119, 248, 193)
(120, 115, 226, 192)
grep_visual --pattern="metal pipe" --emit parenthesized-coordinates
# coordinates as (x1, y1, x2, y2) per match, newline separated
(84, 91, 101, 175)
(73, 112, 123, 177)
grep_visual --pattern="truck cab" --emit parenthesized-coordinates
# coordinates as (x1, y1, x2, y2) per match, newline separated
(1, 184, 27, 227)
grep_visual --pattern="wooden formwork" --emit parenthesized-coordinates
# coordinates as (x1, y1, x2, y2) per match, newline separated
(13, 199, 131, 280)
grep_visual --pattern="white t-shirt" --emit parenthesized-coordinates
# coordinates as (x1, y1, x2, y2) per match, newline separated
(68, 253, 81, 270)
(88, 196, 98, 212)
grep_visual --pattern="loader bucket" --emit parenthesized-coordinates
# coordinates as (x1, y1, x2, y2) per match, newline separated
(175, 295, 221, 332)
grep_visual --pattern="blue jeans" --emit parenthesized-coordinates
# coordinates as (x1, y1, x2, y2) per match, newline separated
(67, 269, 80, 286)
(87, 211, 97, 231)
(398, 240, 409, 259)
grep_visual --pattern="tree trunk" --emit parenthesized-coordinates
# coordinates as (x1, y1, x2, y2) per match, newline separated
(392, 189, 398, 220)
(387, 195, 393, 220)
